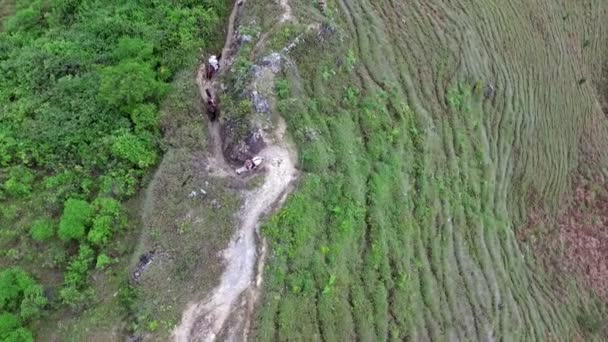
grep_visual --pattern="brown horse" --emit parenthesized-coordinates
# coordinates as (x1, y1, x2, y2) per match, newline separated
(205, 89, 219, 121)
(206, 63, 216, 79)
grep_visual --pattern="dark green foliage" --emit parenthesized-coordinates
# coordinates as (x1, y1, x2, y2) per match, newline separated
(95, 254, 112, 269)
(60, 244, 94, 308)
(0, 314, 20, 337)
(0, 0, 228, 337)
(88, 197, 126, 247)
(112, 37, 154, 62)
(63, 244, 94, 289)
(0, 268, 47, 320)
(0, 312, 34, 342)
(2, 167, 34, 198)
(29, 219, 54, 242)
(111, 132, 157, 168)
(2, 327, 34, 342)
(0, 0, 225, 206)
(274, 79, 290, 100)
(58, 198, 92, 242)
(99, 61, 166, 111)
(130, 104, 159, 131)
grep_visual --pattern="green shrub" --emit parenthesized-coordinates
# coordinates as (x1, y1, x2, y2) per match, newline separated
(1, 205, 18, 221)
(111, 132, 157, 168)
(0, 313, 20, 337)
(3, 167, 35, 198)
(99, 169, 139, 198)
(3, 327, 34, 342)
(0, 313, 34, 342)
(88, 197, 127, 247)
(30, 220, 54, 242)
(130, 104, 159, 131)
(58, 199, 92, 242)
(0, 268, 47, 320)
(147, 320, 159, 332)
(275, 79, 291, 100)
(61, 244, 96, 309)
(95, 254, 113, 269)
(113, 37, 154, 62)
(99, 61, 166, 111)
(92, 197, 122, 217)
(4, 1, 43, 34)
(58, 286, 93, 310)
(63, 245, 94, 289)
(87, 216, 113, 247)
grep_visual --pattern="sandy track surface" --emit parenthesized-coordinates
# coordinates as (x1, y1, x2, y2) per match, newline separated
(173, 0, 298, 340)
(173, 138, 297, 342)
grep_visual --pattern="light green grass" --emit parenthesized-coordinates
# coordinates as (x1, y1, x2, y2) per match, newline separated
(248, 0, 608, 340)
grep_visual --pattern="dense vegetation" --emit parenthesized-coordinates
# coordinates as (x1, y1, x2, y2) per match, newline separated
(0, 0, 226, 338)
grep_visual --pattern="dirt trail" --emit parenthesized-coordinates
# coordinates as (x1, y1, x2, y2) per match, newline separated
(173, 0, 298, 340)
(279, 0, 294, 23)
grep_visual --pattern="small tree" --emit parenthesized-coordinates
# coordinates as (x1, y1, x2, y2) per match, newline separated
(130, 103, 158, 131)
(87, 216, 112, 247)
(111, 132, 157, 168)
(63, 245, 94, 289)
(30, 220, 54, 242)
(61, 245, 95, 309)
(58, 198, 92, 242)
(3, 327, 34, 342)
(0, 312, 33, 341)
(0, 268, 47, 320)
(95, 254, 113, 269)
(113, 37, 154, 62)
(3, 167, 35, 198)
(0, 313, 20, 337)
(99, 61, 166, 111)
(88, 197, 126, 247)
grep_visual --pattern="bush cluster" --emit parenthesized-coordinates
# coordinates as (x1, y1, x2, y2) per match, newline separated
(0, 0, 227, 337)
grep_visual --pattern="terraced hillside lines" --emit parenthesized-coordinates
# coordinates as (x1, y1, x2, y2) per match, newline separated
(252, 0, 608, 340)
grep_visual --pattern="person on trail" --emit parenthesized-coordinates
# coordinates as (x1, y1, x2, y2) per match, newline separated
(207, 55, 220, 79)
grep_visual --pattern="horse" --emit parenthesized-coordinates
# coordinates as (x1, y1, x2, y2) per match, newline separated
(206, 98, 219, 121)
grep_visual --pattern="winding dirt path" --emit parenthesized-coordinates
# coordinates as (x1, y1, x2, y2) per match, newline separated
(173, 0, 298, 340)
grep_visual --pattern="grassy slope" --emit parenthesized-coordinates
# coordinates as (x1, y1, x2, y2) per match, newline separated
(251, 0, 608, 340)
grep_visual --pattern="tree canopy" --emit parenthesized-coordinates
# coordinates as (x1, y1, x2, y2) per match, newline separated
(0, 0, 227, 338)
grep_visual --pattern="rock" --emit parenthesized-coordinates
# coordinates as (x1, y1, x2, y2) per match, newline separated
(245, 129, 266, 152)
(251, 90, 270, 113)
(250, 65, 263, 78)
(221, 122, 266, 163)
(132, 251, 155, 282)
(318, 22, 337, 41)
(304, 127, 320, 141)
(239, 34, 253, 44)
(484, 82, 496, 99)
(211, 199, 221, 209)
(260, 53, 282, 73)
(128, 335, 143, 342)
